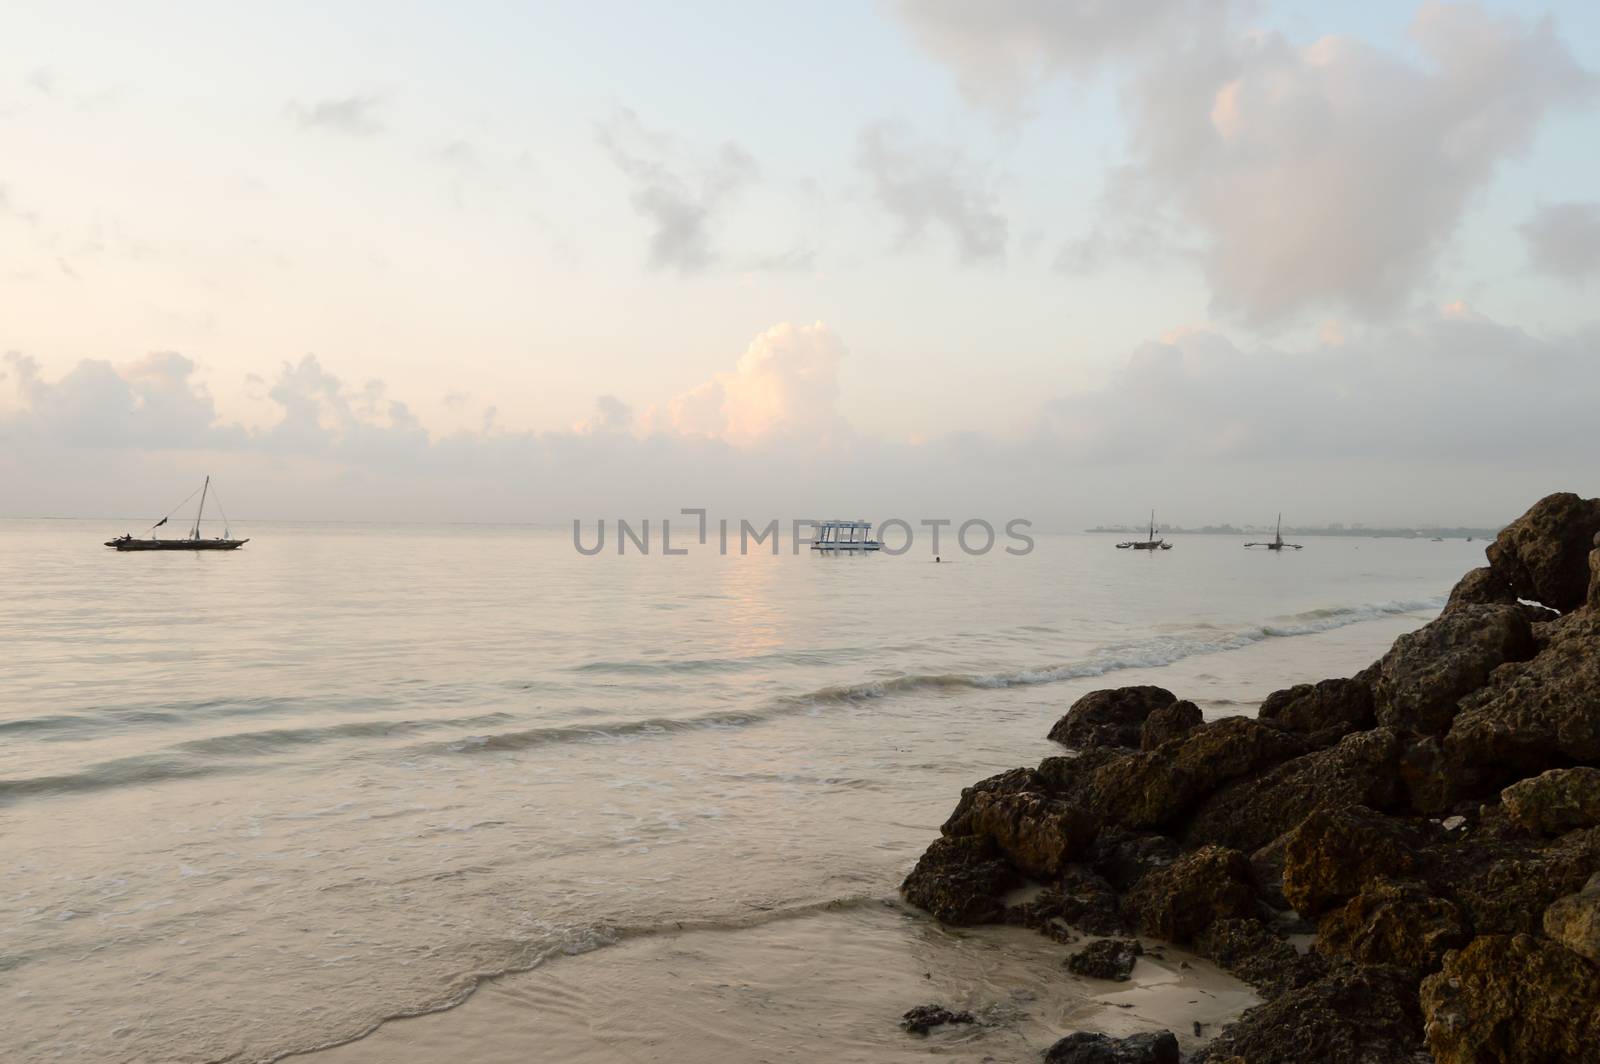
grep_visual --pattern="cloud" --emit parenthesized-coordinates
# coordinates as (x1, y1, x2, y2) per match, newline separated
(1520, 201, 1600, 279)
(857, 121, 1007, 263)
(891, 0, 1219, 113)
(289, 96, 386, 136)
(1, 351, 240, 450)
(900, 3, 1593, 322)
(1097, 5, 1592, 322)
(643, 322, 847, 445)
(596, 108, 759, 272)
(4, 311, 1597, 526)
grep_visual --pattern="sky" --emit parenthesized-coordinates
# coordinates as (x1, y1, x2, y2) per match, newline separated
(2, 0, 1598, 527)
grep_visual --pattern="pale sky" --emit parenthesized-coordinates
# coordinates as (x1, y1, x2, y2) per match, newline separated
(3, 1, 1599, 526)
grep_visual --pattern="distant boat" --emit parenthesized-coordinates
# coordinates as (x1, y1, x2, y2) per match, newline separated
(1117, 511, 1172, 551)
(105, 476, 248, 551)
(811, 520, 881, 552)
(1245, 514, 1303, 551)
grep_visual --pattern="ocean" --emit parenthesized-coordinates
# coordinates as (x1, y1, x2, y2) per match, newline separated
(0, 521, 1482, 1062)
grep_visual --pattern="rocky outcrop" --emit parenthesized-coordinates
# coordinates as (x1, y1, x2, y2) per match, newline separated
(1048, 686, 1177, 750)
(1420, 934, 1600, 1063)
(1543, 873, 1600, 964)
(1501, 767, 1600, 835)
(899, 492, 1600, 1064)
(1315, 879, 1466, 976)
(1140, 699, 1202, 750)
(1372, 604, 1534, 735)
(1257, 676, 1375, 738)
(1045, 1030, 1179, 1064)
(1194, 963, 1425, 1063)
(1484, 491, 1600, 612)
(1065, 937, 1142, 981)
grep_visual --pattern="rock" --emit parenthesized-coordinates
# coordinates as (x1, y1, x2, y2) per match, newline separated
(1373, 604, 1535, 736)
(1085, 717, 1307, 833)
(1315, 879, 1466, 976)
(1049, 686, 1177, 750)
(1543, 873, 1600, 963)
(1065, 937, 1143, 981)
(1446, 613, 1600, 790)
(1501, 767, 1600, 835)
(1484, 491, 1600, 613)
(1140, 699, 1202, 750)
(1083, 830, 1180, 893)
(1281, 806, 1427, 917)
(1185, 727, 1404, 854)
(1044, 1030, 1179, 1064)
(899, 1004, 974, 1035)
(1123, 845, 1258, 942)
(1194, 917, 1327, 999)
(1446, 565, 1518, 608)
(1009, 867, 1127, 939)
(1247, 832, 1293, 910)
(1396, 735, 1463, 815)
(1257, 677, 1375, 738)
(1590, 531, 1600, 611)
(901, 835, 1018, 925)
(960, 787, 1098, 880)
(1436, 822, 1600, 937)
(1420, 933, 1600, 1063)
(1194, 963, 1424, 1064)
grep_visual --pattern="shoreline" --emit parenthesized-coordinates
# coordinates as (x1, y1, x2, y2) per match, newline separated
(286, 609, 1435, 1063)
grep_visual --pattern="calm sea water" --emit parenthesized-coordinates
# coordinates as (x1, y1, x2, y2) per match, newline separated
(0, 521, 1481, 1062)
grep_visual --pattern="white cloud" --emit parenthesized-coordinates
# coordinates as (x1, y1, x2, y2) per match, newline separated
(288, 96, 386, 137)
(643, 322, 847, 445)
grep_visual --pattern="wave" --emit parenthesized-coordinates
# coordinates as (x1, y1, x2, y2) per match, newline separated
(259, 893, 888, 1063)
(435, 595, 1442, 753)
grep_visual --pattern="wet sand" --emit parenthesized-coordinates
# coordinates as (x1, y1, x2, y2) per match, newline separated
(302, 901, 1256, 1063)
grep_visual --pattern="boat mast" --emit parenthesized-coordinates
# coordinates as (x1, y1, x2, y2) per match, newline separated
(1149, 510, 1155, 544)
(192, 476, 210, 540)
(1275, 513, 1282, 548)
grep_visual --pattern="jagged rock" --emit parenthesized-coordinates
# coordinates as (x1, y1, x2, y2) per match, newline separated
(1045, 1030, 1179, 1064)
(1446, 613, 1600, 790)
(1315, 879, 1466, 976)
(1501, 767, 1600, 835)
(1446, 565, 1518, 608)
(900, 835, 1017, 925)
(1590, 531, 1600, 611)
(1009, 866, 1127, 938)
(1484, 491, 1600, 613)
(1433, 822, 1600, 937)
(1257, 677, 1376, 738)
(1123, 845, 1258, 942)
(1373, 604, 1535, 736)
(1084, 830, 1180, 893)
(1065, 937, 1142, 981)
(1084, 717, 1306, 833)
(1140, 699, 1202, 750)
(1194, 963, 1424, 1064)
(1248, 832, 1293, 910)
(1034, 748, 1125, 796)
(1281, 806, 1428, 917)
(1185, 727, 1404, 854)
(936, 766, 1099, 880)
(1543, 872, 1600, 963)
(1421, 933, 1600, 1063)
(1194, 917, 1327, 999)
(1396, 735, 1465, 815)
(1049, 686, 1177, 750)
(960, 788, 1097, 880)
(900, 1004, 974, 1035)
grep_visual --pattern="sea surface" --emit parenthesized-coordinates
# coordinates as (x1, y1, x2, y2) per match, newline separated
(0, 521, 1484, 1062)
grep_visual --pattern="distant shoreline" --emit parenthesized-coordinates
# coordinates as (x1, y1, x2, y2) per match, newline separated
(1084, 526, 1499, 539)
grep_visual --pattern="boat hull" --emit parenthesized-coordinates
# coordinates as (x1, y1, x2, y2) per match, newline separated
(106, 539, 249, 551)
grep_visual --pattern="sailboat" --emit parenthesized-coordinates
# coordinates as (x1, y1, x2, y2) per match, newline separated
(1117, 511, 1172, 551)
(104, 476, 248, 551)
(1244, 514, 1302, 551)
